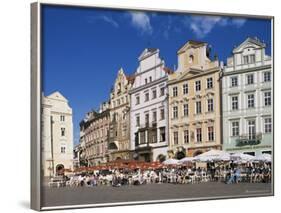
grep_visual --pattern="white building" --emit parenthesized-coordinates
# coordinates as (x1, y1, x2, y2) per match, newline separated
(222, 37, 272, 156)
(130, 48, 172, 162)
(42, 91, 74, 177)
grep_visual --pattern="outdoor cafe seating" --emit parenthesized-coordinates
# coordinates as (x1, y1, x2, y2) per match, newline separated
(48, 176, 66, 188)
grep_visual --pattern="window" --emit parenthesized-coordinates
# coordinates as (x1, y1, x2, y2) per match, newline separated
(262, 151, 271, 155)
(231, 96, 238, 110)
(173, 106, 178, 119)
(207, 77, 213, 89)
(152, 89, 157, 99)
(244, 152, 255, 156)
(149, 76, 152, 82)
(173, 131, 178, 145)
(160, 108, 165, 120)
(151, 130, 157, 143)
(145, 113, 149, 126)
(208, 126, 214, 141)
(264, 118, 272, 133)
(243, 55, 249, 64)
(61, 128, 65, 136)
(196, 128, 202, 143)
(183, 104, 189, 117)
(232, 121, 239, 136)
(136, 96, 140, 105)
(247, 94, 255, 108)
(122, 125, 126, 137)
(207, 99, 214, 112)
(195, 80, 201, 91)
(152, 111, 157, 122)
(60, 146, 66, 153)
(264, 72, 271, 82)
(264, 91, 271, 106)
(173, 87, 178, 97)
(136, 115, 140, 127)
(248, 120, 256, 140)
(183, 83, 188, 95)
(196, 101, 202, 114)
(247, 74, 254, 85)
(160, 87, 165, 96)
(145, 78, 148, 84)
(231, 76, 238, 87)
(140, 131, 146, 144)
(189, 55, 194, 63)
(250, 54, 255, 63)
(60, 115, 65, 122)
(145, 92, 149, 102)
(97, 145, 100, 155)
(160, 127, 166, 142)
(184, 130, 189, 144)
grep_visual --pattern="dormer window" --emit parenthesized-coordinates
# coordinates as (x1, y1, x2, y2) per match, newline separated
(189, 54, 194, 64)
(250, 54, 255, 63)
(243, 55, 249, 64)
(243, 54, 255, 64)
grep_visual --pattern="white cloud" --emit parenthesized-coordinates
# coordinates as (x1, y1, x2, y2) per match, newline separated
(163, 16, 173, 40)
(232, 18, 247, 27)
(129, 11, 152, 34)
(100, 15, 119, 28)
(185, 15, 246, 38)
(186, 16, 227, 38)
(87, 15, 119, 28)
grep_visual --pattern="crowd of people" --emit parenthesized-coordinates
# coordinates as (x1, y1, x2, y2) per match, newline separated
(62, 162, 271, 188)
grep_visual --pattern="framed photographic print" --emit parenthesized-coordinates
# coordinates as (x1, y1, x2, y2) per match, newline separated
(31, 1, 274, 211)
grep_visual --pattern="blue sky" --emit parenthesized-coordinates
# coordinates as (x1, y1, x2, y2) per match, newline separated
(42, 5, 272, 145)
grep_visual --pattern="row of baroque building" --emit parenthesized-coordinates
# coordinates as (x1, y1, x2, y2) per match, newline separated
(74, 37, 272, 167)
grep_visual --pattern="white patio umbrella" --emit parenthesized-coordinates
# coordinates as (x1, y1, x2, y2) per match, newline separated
(253, 153, 272, 162)
(163, 158, 179, 165)
(230, 153, 254, 163)
(195, 149, 230, 162)
(178, 157, 195, 164)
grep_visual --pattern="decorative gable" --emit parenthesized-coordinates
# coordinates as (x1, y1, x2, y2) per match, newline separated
(138, 48, 158, 61)
(47, 91, 68, 102)
(233, 37, 266, 53)
(177, 40, 207, 55)
(177, 69, 203, 81)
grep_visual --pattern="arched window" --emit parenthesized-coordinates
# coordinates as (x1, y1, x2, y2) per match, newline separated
(189, 54, 194, 64)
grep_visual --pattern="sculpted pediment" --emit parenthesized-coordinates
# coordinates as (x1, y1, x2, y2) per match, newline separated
(176, 68, 203, 81)
(47, 91, 68, 102)
(233, 37, 266, 53)
(177, 40, 206, 54)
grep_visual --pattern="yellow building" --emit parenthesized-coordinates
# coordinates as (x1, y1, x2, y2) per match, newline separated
(168, 40, 222, 158)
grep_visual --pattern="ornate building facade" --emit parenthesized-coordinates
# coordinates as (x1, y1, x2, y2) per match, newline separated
(130, 48, 171, 162)
(42, 91, 74, 177)
(108, 68, 134, 160)
(81, 102, 110, 166)
(168, 40, 222, 158)
(222, 37, 272, 156)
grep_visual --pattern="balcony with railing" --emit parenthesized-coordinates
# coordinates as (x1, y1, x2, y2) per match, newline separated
(235, 133, 262, 147)
(138, 121, 157, 129)
(135, 126, 157, 147)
